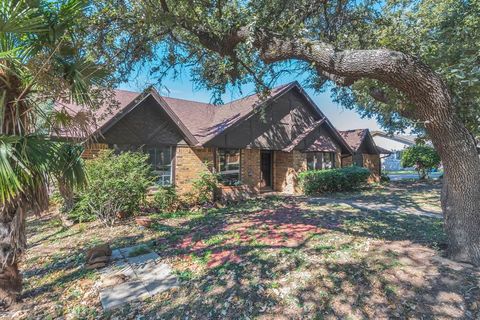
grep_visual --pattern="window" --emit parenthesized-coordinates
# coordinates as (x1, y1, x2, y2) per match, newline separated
(217, 149, 241, 185)
(307, 152, 336, 170)
(146, 146, 175, 185)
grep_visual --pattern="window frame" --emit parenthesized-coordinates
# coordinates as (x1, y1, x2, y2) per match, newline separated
(145, 146, 175, 186)
(306, 152, 336, 170)
(217, 148, 241, 186)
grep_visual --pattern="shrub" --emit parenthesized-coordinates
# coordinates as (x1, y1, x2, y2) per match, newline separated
(69, 150, 153, 225)
(183, 172, 218, 206)
(299, 166, 371, 195)
(153, 186, 180, 212)
(401, 145, 441, 179)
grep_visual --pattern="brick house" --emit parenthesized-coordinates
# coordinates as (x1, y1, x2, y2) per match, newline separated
(339, 129, 384, 182)
(56, 81, 382, 198)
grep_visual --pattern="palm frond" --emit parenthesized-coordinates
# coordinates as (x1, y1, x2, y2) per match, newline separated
(0, 135, 78, 207)
(0, 0, 48, 34)
(53, 143, 86, 190)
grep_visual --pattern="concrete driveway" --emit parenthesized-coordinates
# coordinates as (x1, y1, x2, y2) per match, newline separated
(388, 172, 443, 181)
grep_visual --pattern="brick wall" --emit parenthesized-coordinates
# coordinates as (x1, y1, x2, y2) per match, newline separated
(240, 149, 261, 192)
(363, 153, 381, 182)
(273, 151, 306, 194)
(82, 143, 109, 159)
(341, 155, 353, 167)
(174, 146, 214, 194)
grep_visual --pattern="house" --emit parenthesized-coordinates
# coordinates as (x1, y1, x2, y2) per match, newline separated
(339, 129, 384, 181)
(56, 82, 381, 199)
(371, 131, 416, 171)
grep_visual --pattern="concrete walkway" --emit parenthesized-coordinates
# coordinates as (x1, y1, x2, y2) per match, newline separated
(308, 197, 442, 219)
(98, 245, 178, 310)
(387, 172, 443, 181)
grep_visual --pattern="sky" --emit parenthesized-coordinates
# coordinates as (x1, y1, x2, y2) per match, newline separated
(118, 67, 382, 132)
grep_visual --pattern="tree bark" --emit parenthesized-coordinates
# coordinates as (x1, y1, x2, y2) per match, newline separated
(255, 37, 480, 264)
(0, 201, 27, 306)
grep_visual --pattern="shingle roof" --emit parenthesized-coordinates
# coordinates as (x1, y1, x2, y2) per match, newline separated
(376, 146, 393, 154)
(304, 135, 339, 152)
(53, 89, 141, 138)
(166, 83, 292, 144)
(339, 129, 370, 152)
(54, 83, 294, 144)
(282, 119, 326, 152)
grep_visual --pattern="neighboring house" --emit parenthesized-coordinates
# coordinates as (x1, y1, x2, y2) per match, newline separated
(371, 131, 416, 171)
(339, 129, 383, 180)
(56, 82, 378, 198)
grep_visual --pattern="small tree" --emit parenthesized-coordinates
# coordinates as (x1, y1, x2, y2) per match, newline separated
(401, 145, 441, 179)
(70, 150, 153, 225)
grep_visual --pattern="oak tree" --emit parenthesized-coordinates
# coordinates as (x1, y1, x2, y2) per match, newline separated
(87, 0, 480, 265)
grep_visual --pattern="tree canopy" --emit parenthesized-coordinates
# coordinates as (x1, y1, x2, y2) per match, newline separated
(84, 0, 480, 265)
(401, 144, 441, 179)
(87, 0, 480, 136)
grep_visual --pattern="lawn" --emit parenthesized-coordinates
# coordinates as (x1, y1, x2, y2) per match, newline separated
(9, 181, 480, 319)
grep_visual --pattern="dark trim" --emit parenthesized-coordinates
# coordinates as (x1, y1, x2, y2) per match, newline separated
(97, 91, 148, 136)
(202, 82, 297, 146)
(260, 150, 273, 189)
(172, 146, 177, 186)
(95, 88, 199, 147)
(149, 89, 200, 146)
(282, 118, 326, 152)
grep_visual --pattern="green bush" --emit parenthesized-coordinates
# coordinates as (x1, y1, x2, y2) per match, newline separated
(299, 166, 371, 195)
(69, 150, 153, 224)
(401, 145, 441, 179)
(183, 172, 218, 206)
(153, 186, 179, 212)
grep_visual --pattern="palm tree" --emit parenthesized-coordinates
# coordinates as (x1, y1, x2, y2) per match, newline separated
(0, 0, 108, 305)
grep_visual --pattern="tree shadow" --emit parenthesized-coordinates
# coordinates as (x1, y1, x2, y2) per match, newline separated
(20, 195, 479, 319)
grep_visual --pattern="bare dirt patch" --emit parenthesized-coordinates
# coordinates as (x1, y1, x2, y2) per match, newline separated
(6, 182, 479, 319)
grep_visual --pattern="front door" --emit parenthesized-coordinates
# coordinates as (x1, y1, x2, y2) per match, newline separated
(260, 151, 273, 188)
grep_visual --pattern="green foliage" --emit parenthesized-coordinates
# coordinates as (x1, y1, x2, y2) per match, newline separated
(153, 186, 179, 212)
(401, 145, 441, 179)
(127, 245, 151, 257)
(185, 172, 218, 205)
(87, 0, 480, 136)
(299, 167, 371, 195)
(69, 150, 153, 224)
(334, 0, 480, 135)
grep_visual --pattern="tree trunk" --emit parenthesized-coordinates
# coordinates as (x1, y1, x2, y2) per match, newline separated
(429, 115, 480, 264)
(253, 37, 480, 264)
(0, 202, 27, 306)
(156, 1, 480, 264)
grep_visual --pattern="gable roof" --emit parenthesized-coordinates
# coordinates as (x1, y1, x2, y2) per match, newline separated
(340, 129, 379, 154)
(282, 119, 326, 152)
(370, 131, 417, 145)
(167, 82, 293, 144)
(55, 82, 353, 154)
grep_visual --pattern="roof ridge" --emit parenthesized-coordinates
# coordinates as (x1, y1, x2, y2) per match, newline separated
(113, 88, 141, 94)
(219, 82, 296, 107)
(162, 95, 214, 106)
(340, 128, 368, 132)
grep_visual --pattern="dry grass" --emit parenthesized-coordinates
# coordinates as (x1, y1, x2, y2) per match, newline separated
(6, 181, 480, 319)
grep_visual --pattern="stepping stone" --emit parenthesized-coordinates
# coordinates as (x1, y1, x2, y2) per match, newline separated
(111, 249, 124, 261)
(119, 245, 152, 258)
(99, 280, 150, 310)
(127, 252, 160, 266)
(135, 261, 178, 296)
(99, 246, 178, 310)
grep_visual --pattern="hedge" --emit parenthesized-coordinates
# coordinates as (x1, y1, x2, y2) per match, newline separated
(298, 166, 371, 195)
